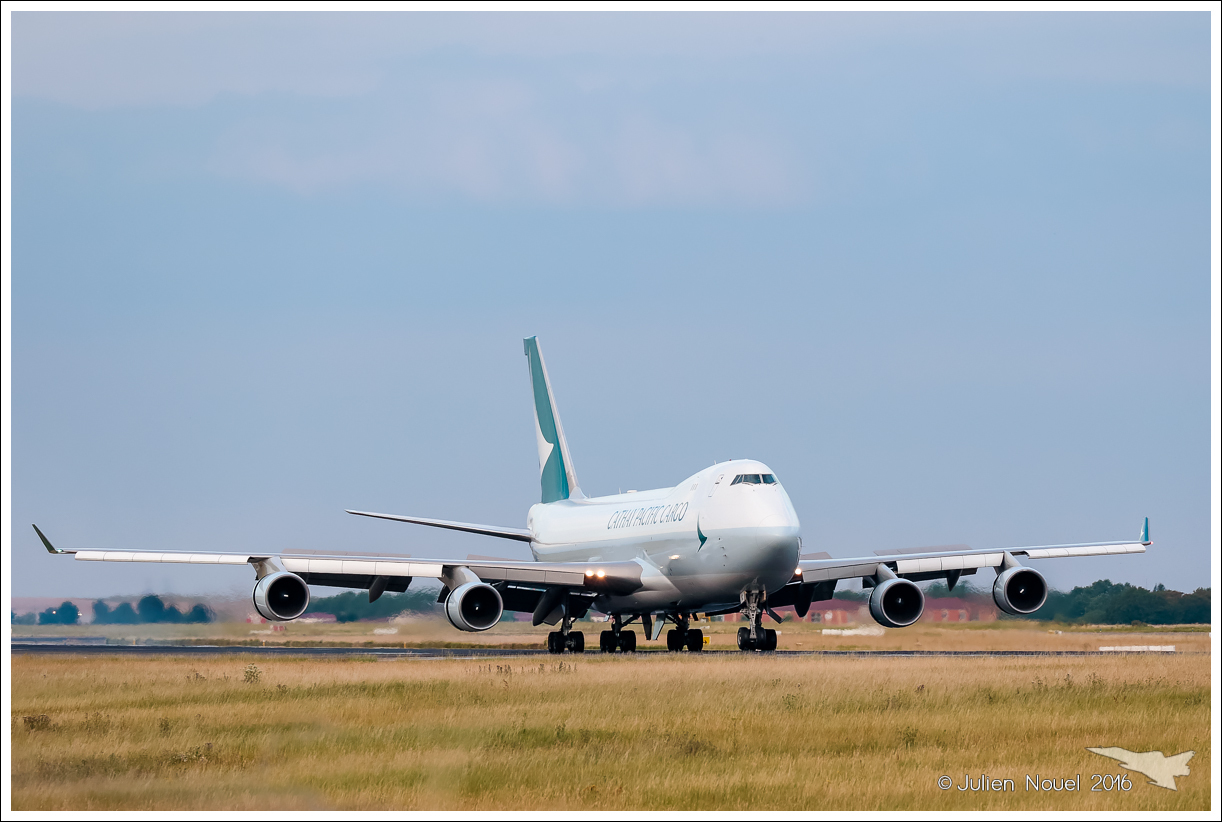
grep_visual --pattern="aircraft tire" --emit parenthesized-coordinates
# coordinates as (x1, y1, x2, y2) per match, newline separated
(763, 629, 778, 651)
(600, 630, 615, 652)
(547, 631, 562, 654)
(736, 627, 752, 651)
(666, 629, 683, 652)
(618, 630, 637, 653)
(686, 629, 704, 652)
(567, 631, 585, 653)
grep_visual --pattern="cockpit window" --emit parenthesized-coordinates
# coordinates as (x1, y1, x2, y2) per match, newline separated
(730, 473, 778, 486)
(730, 473, 776, 486)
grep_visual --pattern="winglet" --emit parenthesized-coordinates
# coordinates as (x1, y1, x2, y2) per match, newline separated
(1140, 517, 1150, 545)
(32, 524, 68, 554)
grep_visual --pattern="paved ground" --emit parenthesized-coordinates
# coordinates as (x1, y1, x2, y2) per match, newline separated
(8, 643, 1194, 659)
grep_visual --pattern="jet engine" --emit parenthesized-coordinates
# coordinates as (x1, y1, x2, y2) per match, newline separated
(868, 577, 925, 628)
(444, 581, 504, 632)
(252, 572, 310, 621)
(993, 566, 1048, 615)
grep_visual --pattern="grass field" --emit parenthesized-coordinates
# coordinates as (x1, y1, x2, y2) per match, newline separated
(10, 641, 1210, 810)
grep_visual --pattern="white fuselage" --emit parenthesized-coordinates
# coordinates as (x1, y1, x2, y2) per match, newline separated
(527, 460, 801, 614)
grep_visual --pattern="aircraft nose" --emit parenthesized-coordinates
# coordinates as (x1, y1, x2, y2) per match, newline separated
(700, 483, 800, 539)
(760, 512, 798, 530)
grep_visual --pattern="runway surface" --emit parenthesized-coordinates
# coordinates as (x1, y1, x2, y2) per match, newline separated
(9, 643, 1194, 659)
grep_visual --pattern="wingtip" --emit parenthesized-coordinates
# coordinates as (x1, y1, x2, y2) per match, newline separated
(1141, 516, 1150, 545)
(32, 524, 65, 554)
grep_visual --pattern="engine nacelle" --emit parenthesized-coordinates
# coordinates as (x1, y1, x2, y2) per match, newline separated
(993, 566, 1048, 615)
(444, 581, 504, 632)
(868, 577, 925, 628)
(252, 572, 310, 621)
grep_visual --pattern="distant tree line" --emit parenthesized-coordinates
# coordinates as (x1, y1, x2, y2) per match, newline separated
(94, 596, 213, 624)
(308, 588, 441, 622)
(809, 579, 1210, 625)
(1018, 580, 1210, 625)
(9, 596, 214, 625)
(10, 601, 82, 625)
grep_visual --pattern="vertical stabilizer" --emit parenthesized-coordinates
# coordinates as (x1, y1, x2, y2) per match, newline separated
(523, 337, 583, 503)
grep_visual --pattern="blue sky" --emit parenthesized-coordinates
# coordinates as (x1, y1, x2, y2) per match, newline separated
(9, 11, 1212, 598)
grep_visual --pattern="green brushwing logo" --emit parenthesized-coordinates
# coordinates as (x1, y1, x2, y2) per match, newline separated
(525, 337, 570, 504)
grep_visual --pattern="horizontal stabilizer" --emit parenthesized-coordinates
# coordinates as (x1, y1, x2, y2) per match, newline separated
(875, 544, 971, 556)
(346, 510, 533, 542)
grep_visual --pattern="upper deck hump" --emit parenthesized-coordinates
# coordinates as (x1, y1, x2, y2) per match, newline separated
(581, 487, 675, 506)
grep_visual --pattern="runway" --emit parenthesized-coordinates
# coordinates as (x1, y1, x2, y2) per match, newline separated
(8, 643, 1195, 659)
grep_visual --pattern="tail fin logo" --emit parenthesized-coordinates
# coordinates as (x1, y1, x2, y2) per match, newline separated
(534, 413, 555, 479)
(523, 337, 582, 504)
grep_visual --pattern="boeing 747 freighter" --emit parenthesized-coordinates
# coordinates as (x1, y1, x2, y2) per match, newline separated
(35, 337, 1149, 653)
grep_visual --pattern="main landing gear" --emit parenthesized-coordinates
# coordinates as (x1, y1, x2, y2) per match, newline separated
(664, 613, 705, 652)
(546, 599, 584, 654)
(547, 630, 583, 653)
(736, 591, 777, 651)
(598, 614, 637, 653)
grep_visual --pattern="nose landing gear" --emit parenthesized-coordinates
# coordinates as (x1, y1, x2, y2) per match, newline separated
(737, 591, 777, 651)
(736, 626, 777, 651)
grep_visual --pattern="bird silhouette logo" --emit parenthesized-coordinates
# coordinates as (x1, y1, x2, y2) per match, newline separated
(1087, 747, 1194, 790)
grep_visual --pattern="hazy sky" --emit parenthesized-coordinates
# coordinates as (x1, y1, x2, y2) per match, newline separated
(8, 11, 1212, 599)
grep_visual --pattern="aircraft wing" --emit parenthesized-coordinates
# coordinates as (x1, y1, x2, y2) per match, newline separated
(32, 524, 642, 597)
(795, 532, 1149, 584)
(765, 520, 1150, 614)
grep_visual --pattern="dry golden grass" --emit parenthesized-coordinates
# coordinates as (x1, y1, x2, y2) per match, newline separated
(11, 649, 1209, 810)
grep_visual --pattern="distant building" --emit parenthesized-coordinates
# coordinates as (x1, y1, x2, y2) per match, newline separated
(733, 596, 998, 625)
(247, 615, 289, 626)
(721, 602, 862, 625)
(764, 600, 865, 624)
(812, 608, 857, 625)
(919, 597, 997, 623)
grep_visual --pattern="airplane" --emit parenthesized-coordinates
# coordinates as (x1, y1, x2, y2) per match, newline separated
(34, 336, 1151, 653)
(1087, 747, 1194, 791)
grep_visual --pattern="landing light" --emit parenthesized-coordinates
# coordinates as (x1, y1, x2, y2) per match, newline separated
(585, 569, 594, 577)
(795, 566, 803, 575)
(597, 569, 606, 578)
(669, 554, 681, 560)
